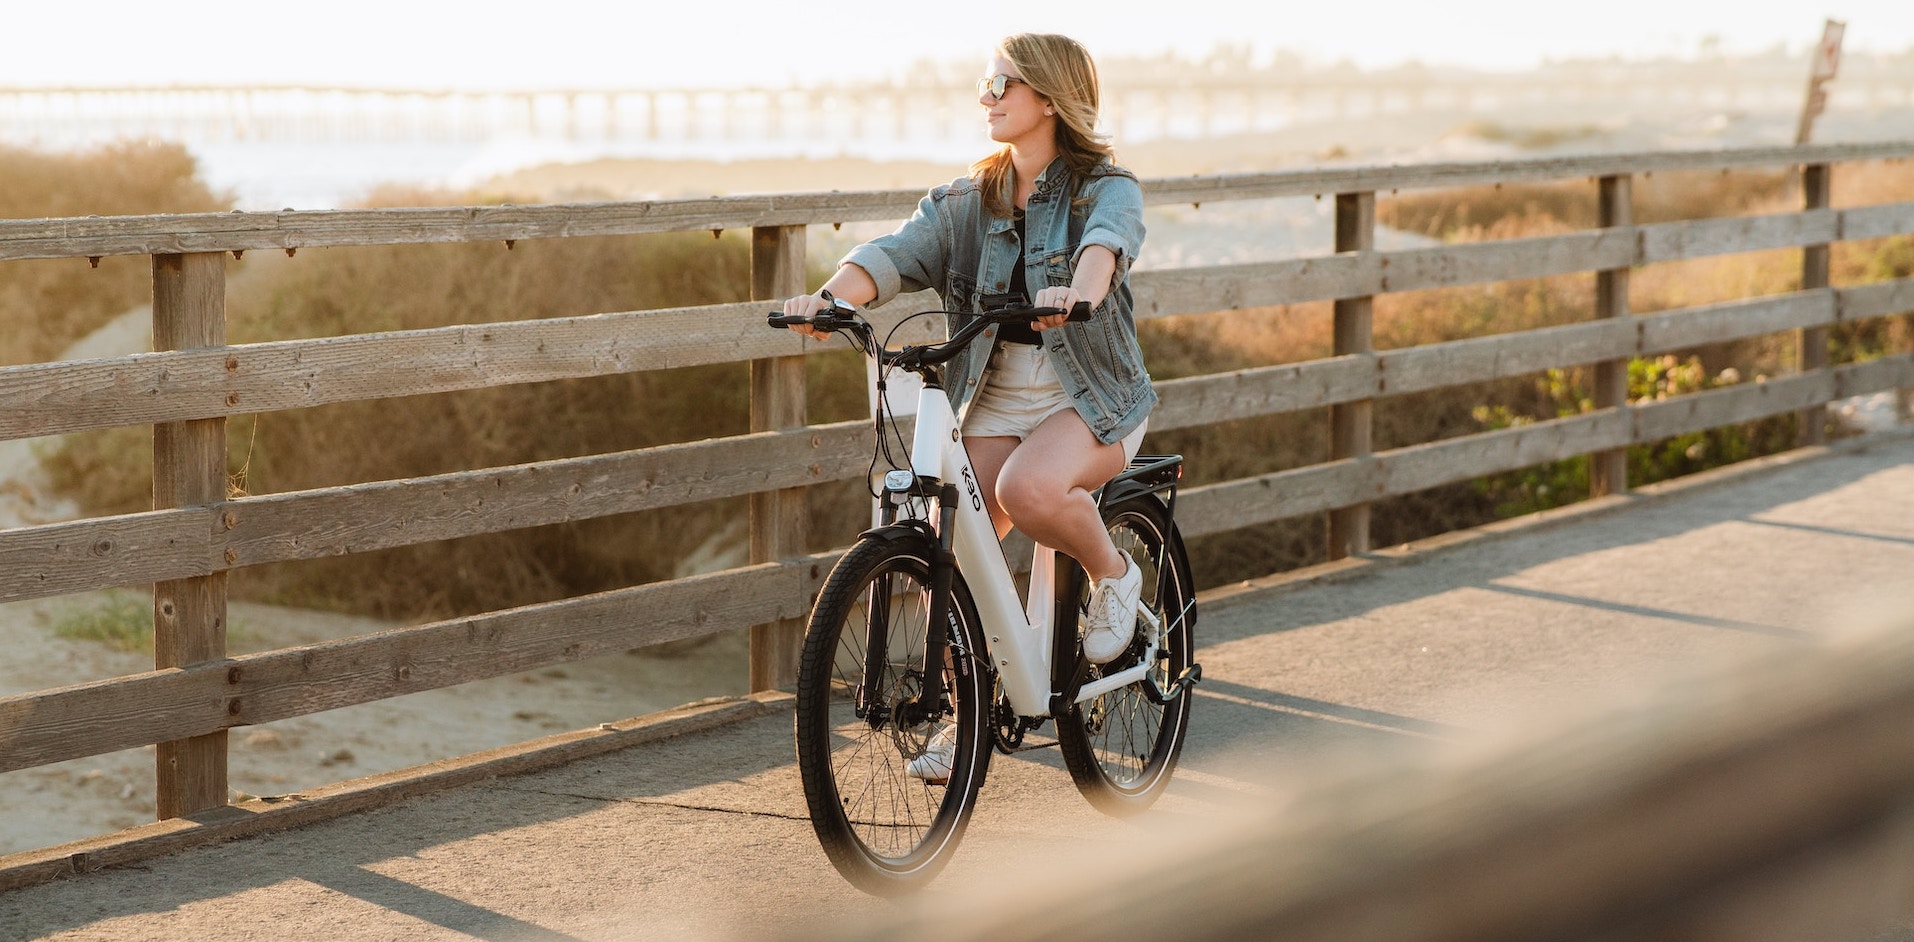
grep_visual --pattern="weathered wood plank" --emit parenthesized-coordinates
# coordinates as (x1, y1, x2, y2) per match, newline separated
(1637, 291, 1833, 353)
(1798, 166, 1835, 448)
(1139, 142, 1914, 205)
(1639, 210, 1839, 264)
(1176, 459, 1378, 538)
(1592, 174, 1633, 498)
(748, 224, 808, 692)
(1378, 321, 1633, 398)
(1177, 411, 1628, 532)
(149, 251, 230, 818)
(0, 551, 840, 773)
(0, 294, 944, 442)
(8, 144, 1907, 262)
(0, 422, 876, 604)
(1838, 277, 1914, 322)
(1383, 229, 1636, 293)
(1838, 201, 1914, 242)
(1381, 411, 1630, 497)
(1329, 191, 1378, 558)
(1632, 372, 1834, 443)
(0, 193, 928, 262)
(0, 303, 761, 440)
(1835, 353, 1914, 399)
(1149, 356, 1377, 430)
(1130, 255, 1377, 317)
(0, 511, 219, 603)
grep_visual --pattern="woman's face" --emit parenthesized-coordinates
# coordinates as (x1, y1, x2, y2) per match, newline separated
(980, 55, 1052, 147)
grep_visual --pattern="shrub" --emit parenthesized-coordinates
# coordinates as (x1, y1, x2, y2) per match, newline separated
(0, 141, 229, 367)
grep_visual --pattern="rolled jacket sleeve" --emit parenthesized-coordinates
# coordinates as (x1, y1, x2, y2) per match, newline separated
(1073, 172, 1146, 273)
(839, 187, 952, 308)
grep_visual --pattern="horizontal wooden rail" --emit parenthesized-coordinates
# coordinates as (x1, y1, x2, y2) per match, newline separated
(1136, 141, 1914, 206)
(0, 550, 841, 773)
(1175, 352, 1914, 537)
(0, 423, 873, 604)
(1, 143, 1909, 262)
(0, 293, 942, 441)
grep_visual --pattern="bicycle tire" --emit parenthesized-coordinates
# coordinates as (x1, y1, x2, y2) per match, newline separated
(794, 530, 992, 894)
(1056, 496, 1197, 816)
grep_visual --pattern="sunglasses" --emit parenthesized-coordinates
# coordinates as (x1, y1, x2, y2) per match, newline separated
(977, 74, 1028, 102)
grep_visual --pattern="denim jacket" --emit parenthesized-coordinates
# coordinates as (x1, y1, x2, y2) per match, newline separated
(841, 156, 1155, 445)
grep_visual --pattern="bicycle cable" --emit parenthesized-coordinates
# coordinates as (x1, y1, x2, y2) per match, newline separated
(866, 309, 944, 507)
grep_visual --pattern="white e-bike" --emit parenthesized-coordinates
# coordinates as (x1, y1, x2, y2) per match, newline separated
(768, 298, 1201, 894)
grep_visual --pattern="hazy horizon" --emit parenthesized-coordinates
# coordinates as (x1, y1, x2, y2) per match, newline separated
(4, 0, 1911, 92)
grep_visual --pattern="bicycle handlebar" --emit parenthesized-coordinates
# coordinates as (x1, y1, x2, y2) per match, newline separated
(765, 301, 1093, 371)
(766, 302, 1089, 331)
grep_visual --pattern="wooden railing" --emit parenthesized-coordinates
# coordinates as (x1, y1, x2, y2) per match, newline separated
(2, 142, 1912, 838)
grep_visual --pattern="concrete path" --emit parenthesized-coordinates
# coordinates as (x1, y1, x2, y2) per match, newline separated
(5, 433, 1913, 942)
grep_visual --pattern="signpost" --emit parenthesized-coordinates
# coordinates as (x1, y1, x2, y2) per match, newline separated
(1795, 18, 1846, 144)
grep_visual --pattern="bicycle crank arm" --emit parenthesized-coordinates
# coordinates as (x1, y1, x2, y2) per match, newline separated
(1073, 651, 1160, 704)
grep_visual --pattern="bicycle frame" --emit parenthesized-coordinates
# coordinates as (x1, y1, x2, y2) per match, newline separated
(893, 377, 1165, 718)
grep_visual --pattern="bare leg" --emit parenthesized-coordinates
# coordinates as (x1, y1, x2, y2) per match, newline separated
(963, 435, 1022, 539)
(992, 410, 1128, 581)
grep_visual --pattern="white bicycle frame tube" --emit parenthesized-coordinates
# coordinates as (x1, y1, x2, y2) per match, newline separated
(903, 382, 1160, 717)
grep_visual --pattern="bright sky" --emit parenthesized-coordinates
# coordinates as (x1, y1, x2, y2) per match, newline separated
(7, 0, 1912, 89)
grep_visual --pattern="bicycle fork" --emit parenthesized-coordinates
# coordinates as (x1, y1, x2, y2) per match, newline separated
(860, 484, 963, 731)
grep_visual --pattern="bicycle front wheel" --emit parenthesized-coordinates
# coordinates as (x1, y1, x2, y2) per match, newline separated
(794, 531, 991, 894)
(1057, 496, 1197, 816)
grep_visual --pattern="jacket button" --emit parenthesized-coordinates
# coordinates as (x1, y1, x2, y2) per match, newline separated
(967, 378, 977, 386)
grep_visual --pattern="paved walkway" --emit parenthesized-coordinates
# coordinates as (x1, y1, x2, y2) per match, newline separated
(5, 433, 1913, 942)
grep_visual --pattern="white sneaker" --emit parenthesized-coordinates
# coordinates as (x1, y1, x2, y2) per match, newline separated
(906, 725, 957, 783)
(1082, 551, 1143, 665)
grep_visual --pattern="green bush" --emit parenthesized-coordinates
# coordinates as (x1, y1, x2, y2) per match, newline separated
(1471, 357, 1796, 518)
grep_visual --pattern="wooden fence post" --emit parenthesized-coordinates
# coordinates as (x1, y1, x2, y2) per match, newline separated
(151, 252, 229, 819)
(748, 225, 809, 691)
(1328, 191, 1375, 559)
(1591, 174, 1633, 497)
(1797, 162, 1832, 447)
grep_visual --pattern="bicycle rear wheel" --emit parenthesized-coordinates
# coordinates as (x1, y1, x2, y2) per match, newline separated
(1056, 496, 1197, 816)
(794, 530, 991, 894)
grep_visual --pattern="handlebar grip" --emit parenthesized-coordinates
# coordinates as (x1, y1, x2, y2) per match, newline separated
(766, 313, 809, 329)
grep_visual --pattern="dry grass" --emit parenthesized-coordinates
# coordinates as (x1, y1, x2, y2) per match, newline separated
(0, 141, 228, 367)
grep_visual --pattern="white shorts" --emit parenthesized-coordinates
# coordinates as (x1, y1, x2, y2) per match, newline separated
(964, 343, 1147, 462)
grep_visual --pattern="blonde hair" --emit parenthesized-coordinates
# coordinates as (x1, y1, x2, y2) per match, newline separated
(971, 33, 1114, 218)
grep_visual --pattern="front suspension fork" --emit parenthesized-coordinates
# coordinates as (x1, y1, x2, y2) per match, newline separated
(893, 484, 960, 728)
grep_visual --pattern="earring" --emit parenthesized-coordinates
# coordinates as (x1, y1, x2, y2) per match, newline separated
(1044, 109, 1054, 116)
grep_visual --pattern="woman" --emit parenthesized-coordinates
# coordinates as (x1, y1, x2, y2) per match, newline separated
(781, 34, 1153, 772)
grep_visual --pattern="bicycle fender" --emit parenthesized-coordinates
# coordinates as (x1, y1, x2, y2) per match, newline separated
(857, 519, 938, 546)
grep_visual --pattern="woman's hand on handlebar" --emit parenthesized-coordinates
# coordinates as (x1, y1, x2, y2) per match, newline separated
(780, 293, 839, 341)
(1031, 286, 1087, 330)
